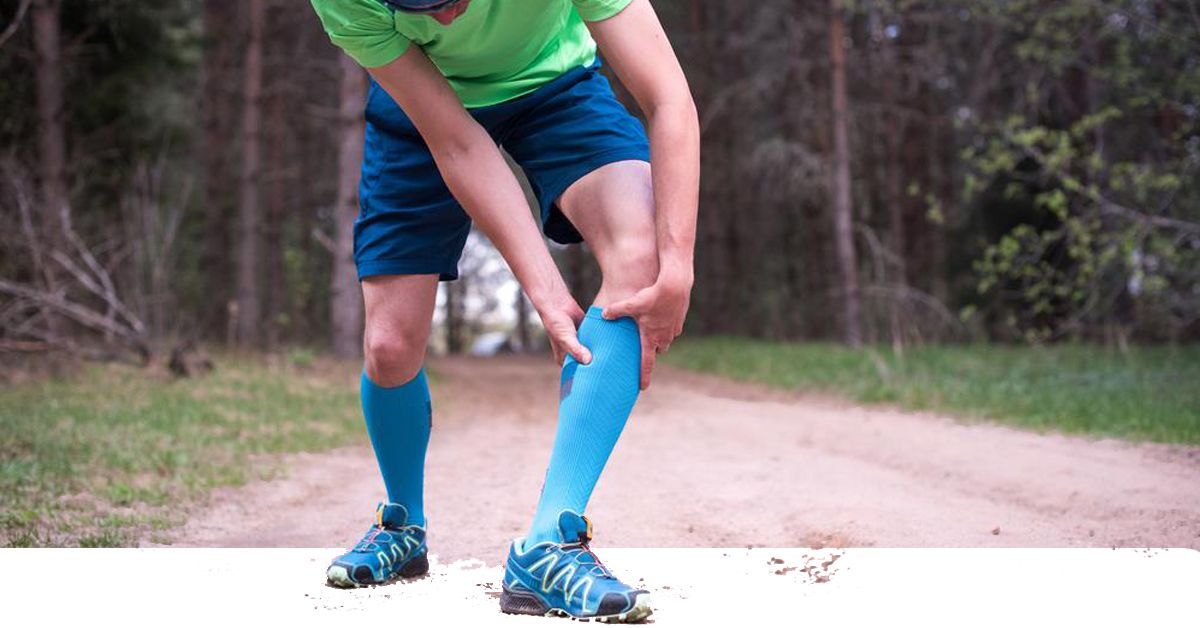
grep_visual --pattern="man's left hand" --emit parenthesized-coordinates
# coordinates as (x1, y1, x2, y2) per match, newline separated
(602, 276, 692, 390)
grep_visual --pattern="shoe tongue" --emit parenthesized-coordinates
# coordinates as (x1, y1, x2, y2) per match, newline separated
(377, 502, 410, 529)
(557, 510, 592, 545)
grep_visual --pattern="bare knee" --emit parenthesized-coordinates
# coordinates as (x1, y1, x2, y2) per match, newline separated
(363, 325, 428, 387)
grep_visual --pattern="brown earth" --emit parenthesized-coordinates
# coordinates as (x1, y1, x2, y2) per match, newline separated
(162, 356, 1200, 561)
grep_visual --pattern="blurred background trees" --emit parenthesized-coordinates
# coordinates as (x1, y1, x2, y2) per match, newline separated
(1, 0, 1197, 365)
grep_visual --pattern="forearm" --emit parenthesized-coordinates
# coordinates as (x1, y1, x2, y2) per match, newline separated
(430, 129, 568, 309)
(645, 99, 700, 285)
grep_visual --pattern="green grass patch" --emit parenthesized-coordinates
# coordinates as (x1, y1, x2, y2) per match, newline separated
(664, 338, 1200, 445)
(0, 356, 365, 547)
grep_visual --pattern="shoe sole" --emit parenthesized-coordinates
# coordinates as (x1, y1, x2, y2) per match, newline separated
(326, 552, 429, 588)
(500, 588, 653, 623)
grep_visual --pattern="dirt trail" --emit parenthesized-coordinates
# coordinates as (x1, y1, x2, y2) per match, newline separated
(165, 356, 1200, 561)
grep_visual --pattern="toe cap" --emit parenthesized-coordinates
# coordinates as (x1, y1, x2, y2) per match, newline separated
(597, 591, 633, 615)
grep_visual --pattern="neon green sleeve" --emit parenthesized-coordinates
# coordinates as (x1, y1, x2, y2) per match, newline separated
(310, 0, 411, 68)
(572, 0, 634, 22)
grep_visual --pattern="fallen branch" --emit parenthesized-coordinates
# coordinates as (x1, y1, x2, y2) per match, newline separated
(49, 249, 146, 335)
(0, 279, 150, 359)
(0, 339, 59, 353)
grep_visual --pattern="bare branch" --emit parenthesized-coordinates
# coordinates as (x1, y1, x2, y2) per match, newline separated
(860, 283, 966, 336)
(1097, 198, 1200, 234)
(1017, 143, 1200, 234)
(51, 181, 150, 337)
(0, 0, 32, 49)
(48, 249, 146, 334)
(0, 298, 33, 327)
(3, 160, 51, 288)
(311, 227, 337, 255)
(0, 279, 149, 355)
(0, 339, 60, 353)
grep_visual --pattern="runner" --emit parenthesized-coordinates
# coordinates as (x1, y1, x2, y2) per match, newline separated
(309, 0, 698, 621)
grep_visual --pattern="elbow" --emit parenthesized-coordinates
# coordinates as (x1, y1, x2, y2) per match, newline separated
(429, 128, 488, 170)
(432, 134, 476, 162)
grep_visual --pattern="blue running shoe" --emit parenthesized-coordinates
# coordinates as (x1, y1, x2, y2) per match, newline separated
(501, 511, 653, 622)
(326, 502, 428, 588)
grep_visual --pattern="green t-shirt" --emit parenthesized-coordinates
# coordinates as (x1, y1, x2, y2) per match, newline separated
(310, 0, 633, 108)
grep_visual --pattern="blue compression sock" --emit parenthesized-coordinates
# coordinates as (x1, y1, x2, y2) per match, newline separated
(361, 368, 432, 527)
(526, 306, 641, 547)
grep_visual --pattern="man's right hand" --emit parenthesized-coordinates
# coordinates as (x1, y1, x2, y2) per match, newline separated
(536, 295, 592, 366)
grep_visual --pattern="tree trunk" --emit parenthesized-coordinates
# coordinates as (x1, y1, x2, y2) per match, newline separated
(235, 0, 264, 347)
(881, 17, 907, 352)
(514, 289, 530, 352)
(32, 0, 65, 317)
(444, 280, 465, 354)
(925, 24, 950, 309)
(565, 245, 586, 299)
(330, 55, 367, 358)
(264, 70, 285, 352)
(886, 130, 907, 352)
(201, 0, 237, 339)
(828, 0, 862, 346)
(33, 0, 64, 222)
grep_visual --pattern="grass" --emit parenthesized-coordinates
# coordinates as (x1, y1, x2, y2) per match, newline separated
(0, 354, 365, 547)
(664, 338, 1200, 445)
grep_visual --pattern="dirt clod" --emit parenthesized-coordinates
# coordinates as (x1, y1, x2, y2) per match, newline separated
(771, 552, 844, 584)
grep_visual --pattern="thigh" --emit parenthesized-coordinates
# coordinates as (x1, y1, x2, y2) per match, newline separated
(501, 64, 651, 247)
(363, 274, 439, 336)
(557, 160, 659, 305)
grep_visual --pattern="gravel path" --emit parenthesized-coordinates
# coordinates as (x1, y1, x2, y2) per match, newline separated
(165, 356, 1200, 560)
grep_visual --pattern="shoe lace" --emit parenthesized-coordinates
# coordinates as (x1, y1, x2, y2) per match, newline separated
(559, 540, 614, 579)
(353, 524, 415, 552)
(352, 526, 384, 552)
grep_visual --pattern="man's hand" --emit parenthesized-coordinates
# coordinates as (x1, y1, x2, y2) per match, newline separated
(537, 293, 593, 366)
(602, 275, 691, 389)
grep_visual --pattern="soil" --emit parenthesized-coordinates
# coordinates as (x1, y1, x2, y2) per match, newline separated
(161, 356, 1200, 561)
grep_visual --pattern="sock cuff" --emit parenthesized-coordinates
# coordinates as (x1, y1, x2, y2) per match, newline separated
(361, 367, 427, 392)
(584, 305, 639, 333)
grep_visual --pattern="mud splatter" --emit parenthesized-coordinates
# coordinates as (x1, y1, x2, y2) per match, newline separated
(771, 552, 844, 584)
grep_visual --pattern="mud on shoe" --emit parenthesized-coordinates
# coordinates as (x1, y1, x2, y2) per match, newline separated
(501, 511, 653, 623)
(326, 502, 429, 588)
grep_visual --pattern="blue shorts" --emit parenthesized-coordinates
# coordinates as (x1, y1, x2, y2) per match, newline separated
(355, 62, 651, 281)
